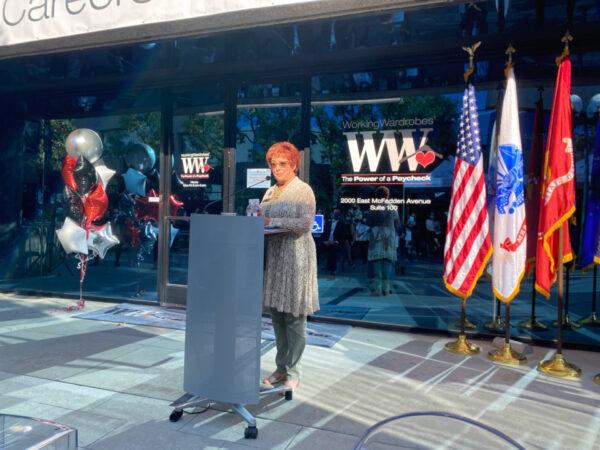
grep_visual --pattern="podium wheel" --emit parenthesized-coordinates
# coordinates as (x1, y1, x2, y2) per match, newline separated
(169, 409, 183, 422)
(285, 391, 293, 401)
(244, 426, 258, 439)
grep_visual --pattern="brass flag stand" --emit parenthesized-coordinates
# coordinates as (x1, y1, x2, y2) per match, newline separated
(446, 298, 480, 355)
(488, 300, 526, 365)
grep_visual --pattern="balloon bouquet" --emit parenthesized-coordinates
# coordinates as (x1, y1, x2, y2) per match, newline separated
(56, 132, 185, 305)
(56, 129, 119, 311)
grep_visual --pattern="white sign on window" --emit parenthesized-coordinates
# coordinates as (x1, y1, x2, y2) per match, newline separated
(247, 168, 271, 189)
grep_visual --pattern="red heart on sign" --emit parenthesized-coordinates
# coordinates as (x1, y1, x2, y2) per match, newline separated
(415, 150, 436, 168)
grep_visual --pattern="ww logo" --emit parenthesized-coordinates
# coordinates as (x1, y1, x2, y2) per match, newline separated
(344, 129, 434, 172)
(181, 153, 210, 175)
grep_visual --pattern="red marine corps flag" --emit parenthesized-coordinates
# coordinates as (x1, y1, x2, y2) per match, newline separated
(535, 57, 576, 298)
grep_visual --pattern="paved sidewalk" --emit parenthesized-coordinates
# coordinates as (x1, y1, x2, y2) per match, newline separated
(0, 293, 599, 449)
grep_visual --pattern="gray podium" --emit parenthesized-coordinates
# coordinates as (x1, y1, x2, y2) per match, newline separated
(169, 214, 291, 439)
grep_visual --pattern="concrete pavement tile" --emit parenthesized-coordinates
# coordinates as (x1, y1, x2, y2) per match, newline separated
(62, 365, 159, 392)
(12, 380, 112, 409)
(121, 368, 185, 401)
(0, 397, 75, 421)
(107, 345, 184, 369)
(79, 392, 174, 422)
(181, 407, 301, 449)
(51, 409, 126, 448)
(88, 419, 246, 450)
(0, 373, 48, 395)
(0, 328, 158, 375)
(286, 427, 358, 449)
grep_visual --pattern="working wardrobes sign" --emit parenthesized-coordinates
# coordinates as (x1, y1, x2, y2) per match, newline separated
(0, 0, 320, 47)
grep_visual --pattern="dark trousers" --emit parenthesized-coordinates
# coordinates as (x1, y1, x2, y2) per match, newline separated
(324, 242, 341, 274)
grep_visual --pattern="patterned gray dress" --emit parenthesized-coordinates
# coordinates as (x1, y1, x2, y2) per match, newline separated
(260, 177, 319, 317)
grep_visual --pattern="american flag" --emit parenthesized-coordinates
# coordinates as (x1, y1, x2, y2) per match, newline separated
(443, 84, 493, 299)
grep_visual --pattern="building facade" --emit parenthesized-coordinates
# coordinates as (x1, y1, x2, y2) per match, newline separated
(1, 0, 599, 347)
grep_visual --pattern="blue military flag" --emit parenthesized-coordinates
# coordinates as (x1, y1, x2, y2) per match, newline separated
(581, 116, 600, 269)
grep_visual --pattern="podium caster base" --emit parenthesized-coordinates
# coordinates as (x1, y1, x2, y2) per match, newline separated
(244, 426, 258, 439)
(169, 409, 183, 422)
(285, 390, 293, 401)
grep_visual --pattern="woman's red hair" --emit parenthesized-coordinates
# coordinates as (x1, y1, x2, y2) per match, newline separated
(266, 141, 301, 173)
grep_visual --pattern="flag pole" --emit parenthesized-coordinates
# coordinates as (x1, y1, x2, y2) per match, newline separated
(484, 298, 505, 332)
(520, 86, 548, 330)
(580, 265, 600, 326)
(445, 41, 483, 356)
(487, 44, 526, 365)
(445, 297, 480, 355)
(538, 224, 581, 379)
(488, 298, 526, 365)
(537, 32, 581, 380)
(519, 271, 548, 329)
(552, 261, 581, 329)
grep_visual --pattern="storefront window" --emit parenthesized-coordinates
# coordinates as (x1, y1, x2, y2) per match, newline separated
(310, 69, 600, 347)
(0, 92, 163, 302)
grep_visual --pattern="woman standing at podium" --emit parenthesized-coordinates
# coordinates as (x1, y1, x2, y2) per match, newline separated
(260, 141, 319, 392)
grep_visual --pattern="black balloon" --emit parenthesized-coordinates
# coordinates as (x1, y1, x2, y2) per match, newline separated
(63, 186, 84, 223)
(73, 157, 98, 197)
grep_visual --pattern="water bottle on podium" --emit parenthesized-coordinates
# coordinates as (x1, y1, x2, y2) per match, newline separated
(246, 199, 260, 217)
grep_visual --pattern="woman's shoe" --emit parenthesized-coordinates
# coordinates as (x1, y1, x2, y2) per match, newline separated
(263, 371, 286, 385)
(278, 379, 300, 395)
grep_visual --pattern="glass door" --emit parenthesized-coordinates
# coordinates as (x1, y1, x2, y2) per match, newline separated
(161, 86, 225, 306)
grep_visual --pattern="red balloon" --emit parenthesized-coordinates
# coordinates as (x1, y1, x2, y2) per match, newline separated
(135, 190, 158, 222)
(134, 189, 184, 221)
(170, 195, 184, 216)
(62, 155, 78, 192)
(84, 184, 108, 229)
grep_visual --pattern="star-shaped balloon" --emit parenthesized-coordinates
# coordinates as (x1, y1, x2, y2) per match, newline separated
(170, 225, 179, 247)
(93, 158, 116, 190)
(123, 168, 147, 196)
(56, 217, 88, 254)
(87, 223, 120, 259)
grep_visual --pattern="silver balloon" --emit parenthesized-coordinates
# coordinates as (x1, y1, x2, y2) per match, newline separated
(66, 129, 104, 163)
(125, 143, 156, 174)
(56, 217, 88, 254)
(93, 158, 116, 190)
(87, 223, 120, 259)
(587, 93, 600, 118)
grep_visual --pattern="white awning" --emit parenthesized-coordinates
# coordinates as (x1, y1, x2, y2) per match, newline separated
(0, 0, 453, 59)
